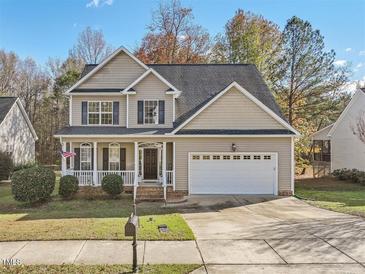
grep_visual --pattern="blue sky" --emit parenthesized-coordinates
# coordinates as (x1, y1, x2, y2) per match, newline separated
(1, 0, 364, 85)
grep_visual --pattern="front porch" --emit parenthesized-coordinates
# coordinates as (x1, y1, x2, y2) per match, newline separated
(60, 140, 175, 200)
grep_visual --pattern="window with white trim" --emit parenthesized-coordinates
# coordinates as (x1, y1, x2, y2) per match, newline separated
(109, 143, 120, 170)
(233, 155, 241, 160)
(213, 155, 220, 160)
(264, 155, 271, 160)
(88, 101, 113, 125)
(253, 155, 261, 160)
(243, 155, 251, 160)
(192, 155, 200, 160)
(144, 100, 159, 124)
(80, 143, 92, 170)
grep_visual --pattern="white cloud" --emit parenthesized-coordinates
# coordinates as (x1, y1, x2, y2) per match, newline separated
(86, 0, 113, 8)
(334, 60, 347, 67)
(345, 48, 352, 52)
(356, 63, 364, 68)
(360, 51, 365, 56)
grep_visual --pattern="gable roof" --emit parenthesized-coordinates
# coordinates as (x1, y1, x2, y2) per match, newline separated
(66, 46, 149, 94)
(328, 88, 365, 137)
(170, 82, 299, 135)
(0, 97, 38, 140)
(0, 97, 17, 124)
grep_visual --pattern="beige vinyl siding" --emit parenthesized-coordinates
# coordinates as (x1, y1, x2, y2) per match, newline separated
(128, 73, 173, 128)
(72, 95, 126, 126)
(175, 137, 292, 192)
(183, 87, 285, 130)
(78, 52, 146, 89)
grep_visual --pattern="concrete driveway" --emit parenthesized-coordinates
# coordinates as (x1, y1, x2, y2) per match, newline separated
(177, 196, 365, 273)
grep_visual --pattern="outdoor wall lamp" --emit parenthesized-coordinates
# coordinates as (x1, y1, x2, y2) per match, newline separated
(231, 143, 237, 152)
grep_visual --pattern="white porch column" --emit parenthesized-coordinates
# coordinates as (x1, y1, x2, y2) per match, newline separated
(70, 142, 74, 169)
(173, 142, 176, 191)
(162, 142, 167, 200)
(133, 142, 139, 201)
(93, 142, 98, 185)
(61, 141, 66, 176)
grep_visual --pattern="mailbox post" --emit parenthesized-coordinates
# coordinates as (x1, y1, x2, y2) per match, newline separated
(125, 204, 139, 273)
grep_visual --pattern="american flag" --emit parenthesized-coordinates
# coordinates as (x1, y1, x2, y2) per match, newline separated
(60, 150, 76, 158)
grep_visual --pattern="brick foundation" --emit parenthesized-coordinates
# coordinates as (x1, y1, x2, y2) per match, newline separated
(278, 190, 293, 196)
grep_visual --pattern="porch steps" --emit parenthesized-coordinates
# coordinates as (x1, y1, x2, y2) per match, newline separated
(136, 186, 164, 201)
(135, 186, 185, 202)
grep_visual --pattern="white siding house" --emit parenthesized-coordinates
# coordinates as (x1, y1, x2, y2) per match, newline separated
(0, 97, 38, 165)
(312, 88, 365, 173)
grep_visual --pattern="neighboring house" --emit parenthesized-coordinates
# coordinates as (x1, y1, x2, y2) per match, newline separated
(0, 97, 38, 165)
(55, 47, 299, 200)
(312, 88, 365, 175)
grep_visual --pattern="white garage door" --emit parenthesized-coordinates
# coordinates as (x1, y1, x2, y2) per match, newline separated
(189, 153, 277, 194)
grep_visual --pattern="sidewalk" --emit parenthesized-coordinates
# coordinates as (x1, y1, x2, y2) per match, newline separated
(1, 240, 202, 265)
(2, 240, 365, 273)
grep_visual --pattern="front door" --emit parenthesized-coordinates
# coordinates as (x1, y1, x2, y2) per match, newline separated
(143, 149, 158, 180)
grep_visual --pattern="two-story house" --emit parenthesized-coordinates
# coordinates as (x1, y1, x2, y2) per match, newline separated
(55, 47, 299, 200)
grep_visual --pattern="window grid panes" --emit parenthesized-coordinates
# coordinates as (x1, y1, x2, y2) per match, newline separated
(88, 101, 113, 125)
(253, 155, 261, 160)
(223, 155, 230, 160)
(233, 155, 240, 160)
(243, 155, 251, 160)
(109, 144, 120, 171)
(203, 155, 210, 160)
(213, 155, 220, 160)
(264, 155, 271, 160)
(192, 155, 200, 160)
(144, 100, 158, 124)
(80, 144, 92, 170)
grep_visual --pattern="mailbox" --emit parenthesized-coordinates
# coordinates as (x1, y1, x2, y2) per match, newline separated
(125, 214, 139, 237)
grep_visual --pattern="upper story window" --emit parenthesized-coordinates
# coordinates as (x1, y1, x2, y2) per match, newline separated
(138, 100, 165, 125)
(88, 101, 113, 125)
(144, 100, 159, 124)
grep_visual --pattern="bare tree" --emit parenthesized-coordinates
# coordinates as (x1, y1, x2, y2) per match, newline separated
(135, 0, 210, 64)
(0, 50, 18, 96)
(70, 27, 113, 64)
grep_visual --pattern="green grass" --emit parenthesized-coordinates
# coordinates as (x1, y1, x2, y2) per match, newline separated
(0, 183, 194, 241)
(295, 177, 365, 217)
(0, 264, 201, 274)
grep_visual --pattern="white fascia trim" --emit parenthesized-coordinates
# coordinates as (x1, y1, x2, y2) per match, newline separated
(70, 92, 124, 96)
(69, 95, 72, 126)
(171, 81, 300, 136)
(16, 99, 38, 140)
(65, 46, 149, 94)
(328, 89, 363, 137)
(54, 134, 295, 139)
(122, 68, 181, 95)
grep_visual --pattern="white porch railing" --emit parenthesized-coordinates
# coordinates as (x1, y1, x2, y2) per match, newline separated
(65, 170, 135, 186)
(166, 170, 174, 186)
(97, 170, 135, 186)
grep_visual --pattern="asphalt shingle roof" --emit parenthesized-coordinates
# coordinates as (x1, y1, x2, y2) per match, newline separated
(148, 64, 286, 126)
(0, 97, 17, 124)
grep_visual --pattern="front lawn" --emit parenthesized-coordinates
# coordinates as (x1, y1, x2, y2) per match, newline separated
(0, 264, 201, 274)
(0, 183, 194, 241)
(295, 177, 365, 217)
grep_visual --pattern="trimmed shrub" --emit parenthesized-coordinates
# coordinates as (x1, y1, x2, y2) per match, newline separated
(0, 151, 13, 180)
(101, 174, 123, 197)
(11, 166, 55, 203)
(332, 168, 365, 186)
(13, 162, 37, 172)
(59, 175, 79, 199)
